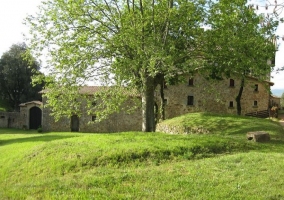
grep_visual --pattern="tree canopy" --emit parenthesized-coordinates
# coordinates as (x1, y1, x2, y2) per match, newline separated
(26, 0, 277, 131)
(202, 0, 277, 115)
(0, 43, 43, 111)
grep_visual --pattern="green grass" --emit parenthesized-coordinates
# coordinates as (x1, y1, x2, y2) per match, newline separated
(1, 113, 284, 199)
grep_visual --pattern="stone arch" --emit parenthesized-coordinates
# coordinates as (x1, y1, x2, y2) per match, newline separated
(29, 106, 42, 129)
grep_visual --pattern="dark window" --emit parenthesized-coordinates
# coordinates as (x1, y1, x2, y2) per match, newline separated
(229, 101, 234, 108)
(163, 99, 168, 105)
(187, 96, 194, 106)
(254, 84, 258, 92)
(254, 101, 258, 106)
(188, 78, 194, 86)
(0, 116, 5, 119)
(92, 101, 96, 106)
(92, 115, 97, 121)
(230, 79, 235, 87)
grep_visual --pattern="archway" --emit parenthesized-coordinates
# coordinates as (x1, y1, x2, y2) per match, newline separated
(29, 107, 42, 129)
(71, 115, 79, 132)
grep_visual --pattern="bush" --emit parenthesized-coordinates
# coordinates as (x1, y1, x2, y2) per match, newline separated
(37, 126, 43, 133)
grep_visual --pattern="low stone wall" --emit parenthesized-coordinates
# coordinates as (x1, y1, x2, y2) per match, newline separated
(0, 112, 21, 128)
(156, 123, 210, 134)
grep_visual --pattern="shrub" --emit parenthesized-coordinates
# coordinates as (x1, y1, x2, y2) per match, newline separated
(37, 126, 43, 133)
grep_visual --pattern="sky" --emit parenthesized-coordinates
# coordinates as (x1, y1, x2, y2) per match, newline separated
(0, 0, 283, 93)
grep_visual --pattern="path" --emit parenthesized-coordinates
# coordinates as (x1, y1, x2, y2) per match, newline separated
(278, 113, 284, 127)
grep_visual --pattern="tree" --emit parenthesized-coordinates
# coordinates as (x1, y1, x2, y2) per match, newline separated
(25, 0, 277, 131)
(202, 0, 277, 115)
(26, 0, 207, 132)
(281, 92, 284, 108)
(0, 43, 43, 111)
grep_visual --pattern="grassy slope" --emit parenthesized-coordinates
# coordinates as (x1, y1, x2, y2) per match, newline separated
(0, 113, 284, 199)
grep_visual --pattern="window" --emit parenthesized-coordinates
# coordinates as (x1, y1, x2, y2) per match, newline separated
(254, 101, 258, 106)
(0, 116, 5, 119)
(254, 84, 258, 92)
(229, 101, 234, 108)
(92, 101, 97, 106)
(187, 96, 194, 106)
(92, 115, 97, 121)
(229, 79, 235, 87)
(163, 99, 168, 105)
(188, 78, 194, 86)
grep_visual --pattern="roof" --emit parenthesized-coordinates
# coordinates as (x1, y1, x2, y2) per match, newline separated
(40, 86, 140, 96)
(270, 95, 281, 99)
(19, 101, 43, 107)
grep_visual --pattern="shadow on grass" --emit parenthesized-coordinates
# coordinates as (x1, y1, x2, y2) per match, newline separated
(0, 135, 78, 146)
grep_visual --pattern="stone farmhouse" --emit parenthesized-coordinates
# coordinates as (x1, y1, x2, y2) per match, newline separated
(0, 73, 275, 132)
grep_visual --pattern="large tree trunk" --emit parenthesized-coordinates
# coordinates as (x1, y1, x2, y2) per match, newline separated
(160, 81, 166, 120)
(142, 76, 155, 132)
(235, 78, 244, 115)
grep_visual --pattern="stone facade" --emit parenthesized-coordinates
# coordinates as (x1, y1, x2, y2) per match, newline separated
(161, 74, 271, 119)
(0, 112, 21, 128)
(0, 101, 42, 129)
(0, 75, 273, 132)
(270, 95, 281, 108)
(42, 97, 142, 133)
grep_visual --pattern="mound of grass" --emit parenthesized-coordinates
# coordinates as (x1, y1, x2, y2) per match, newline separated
(158, 112, 283, 137)
(0, 113, 284, 199)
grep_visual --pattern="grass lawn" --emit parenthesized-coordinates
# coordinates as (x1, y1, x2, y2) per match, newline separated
(1, 113, 284, 199)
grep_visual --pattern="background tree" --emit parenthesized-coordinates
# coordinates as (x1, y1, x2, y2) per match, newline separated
(202, 0, 277, 115)
(0, 43, 43, 111)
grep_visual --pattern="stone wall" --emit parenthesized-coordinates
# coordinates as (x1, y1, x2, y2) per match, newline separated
(42, 97, 142, 132)
(41, 75, 271, 133)
(0, 101, 42, 130)
(0, 112, 21, 128)
(160, 74, 270, 119)
(270, 95, 281, 108)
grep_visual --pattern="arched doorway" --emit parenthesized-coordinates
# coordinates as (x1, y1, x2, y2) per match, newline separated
(71, 115, 79, 132)
(29, 107, 42, 129)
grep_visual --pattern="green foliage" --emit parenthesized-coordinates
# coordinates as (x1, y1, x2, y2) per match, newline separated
(25, 0, 208, 131)
(0, 43, 43, 111)
(0, 99, 12, 111)
(201, 0, 277, 115)
(25, 0, 277, 130)
(37, 126, 43, 133)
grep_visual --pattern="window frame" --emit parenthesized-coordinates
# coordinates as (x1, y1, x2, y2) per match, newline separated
(188, 78, 194, 86)
(187, 95, 194, 106)
(254, 84, 259, 92)
(229, 79, 235, 87)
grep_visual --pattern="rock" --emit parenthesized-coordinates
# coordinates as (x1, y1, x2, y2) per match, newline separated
(247, 131, 270, 142)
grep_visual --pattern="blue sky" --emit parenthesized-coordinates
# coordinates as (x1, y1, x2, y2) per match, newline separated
(0, 0, 283, 92)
